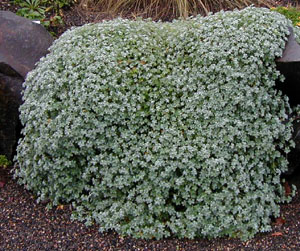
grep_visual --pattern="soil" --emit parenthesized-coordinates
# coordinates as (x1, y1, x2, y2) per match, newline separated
(1, 166, 300, 250)
(1, 0, 300, 250)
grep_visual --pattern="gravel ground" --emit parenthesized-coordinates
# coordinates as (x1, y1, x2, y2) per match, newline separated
(0, 166, 300, 250)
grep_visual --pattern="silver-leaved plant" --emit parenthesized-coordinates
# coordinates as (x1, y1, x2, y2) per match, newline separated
(15, 7, 299, 240)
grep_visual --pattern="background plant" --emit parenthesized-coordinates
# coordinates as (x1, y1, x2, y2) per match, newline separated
(15, 7, 297, 240)
(78, 0, 274, 20)
(0, 155, 11, 169)
(13, 0, 75, 34)
(15, 0, 46, 20)
(271, 6, 300, 27)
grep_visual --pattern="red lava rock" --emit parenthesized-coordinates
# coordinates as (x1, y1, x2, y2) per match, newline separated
(272, 232, 284, 237)
(274, 217, 286, 226)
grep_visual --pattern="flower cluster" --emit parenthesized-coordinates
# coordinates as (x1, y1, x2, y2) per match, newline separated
(15, 7, 296, 240)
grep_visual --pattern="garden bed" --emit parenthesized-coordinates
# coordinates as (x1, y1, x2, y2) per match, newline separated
(1, 1, 300, 249)
(0, 166, 300, 249)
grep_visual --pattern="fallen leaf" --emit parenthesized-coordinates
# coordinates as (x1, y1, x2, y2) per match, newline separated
(274, 217, 286, 226)
(284, 181, 291, 196)
(272, 232, 283, 236)
(45, 6, 53, 12)
(57, 205, 64, 210)
(0, 181, 5, 188)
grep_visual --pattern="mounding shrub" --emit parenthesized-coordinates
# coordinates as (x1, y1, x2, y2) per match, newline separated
(15, 7, 298, 240)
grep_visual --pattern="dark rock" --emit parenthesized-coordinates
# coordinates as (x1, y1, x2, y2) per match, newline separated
(276, 27, 300, 107)
(0, 11, 53, 160)
(0, 11, 54, 79)
(293, 119, 300, 151)
(277, 27, 300, 63)
(276, 27, 300, 177)
(0, 73, 23, 160)
(284, 118, 300, 177)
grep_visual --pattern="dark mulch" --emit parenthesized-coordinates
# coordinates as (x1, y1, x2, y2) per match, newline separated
(1, 166, 300, 250)
(1, 0, 300, 250)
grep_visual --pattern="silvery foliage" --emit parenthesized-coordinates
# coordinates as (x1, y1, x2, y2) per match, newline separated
(15, 7, 297, 240)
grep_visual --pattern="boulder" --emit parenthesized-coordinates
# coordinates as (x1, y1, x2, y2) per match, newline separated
(276, 27, 300, 176)
(277, 27, 300, 63)
(276, 27, 300, 107)
(284, 118, 300, 176)
(0, 72, 23, 159)
(0, 11, 54, 79)
(0, 11, 54, 160)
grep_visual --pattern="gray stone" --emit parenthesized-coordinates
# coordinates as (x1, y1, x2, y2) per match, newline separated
(0, 73, 23, 160)
(276, 27, 300, 107)
(0, 11, 53, 160)
(277, 27, 300, 63)
(276, 28, 300, 176)
(0, 11, 54, 78)
(284, 118, 300, 176)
